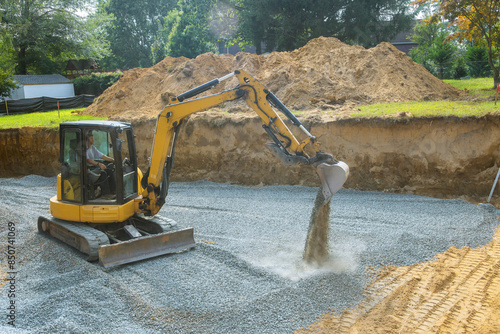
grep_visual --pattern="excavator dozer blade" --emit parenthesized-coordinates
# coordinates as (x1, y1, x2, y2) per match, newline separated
(316, 161, 349, 203)
(98, 227, 195, 268)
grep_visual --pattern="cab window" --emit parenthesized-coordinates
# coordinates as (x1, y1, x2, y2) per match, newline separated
(117, 129, 137, 199)
(61, 129, 82, 203)
(86, 129, 117, 202)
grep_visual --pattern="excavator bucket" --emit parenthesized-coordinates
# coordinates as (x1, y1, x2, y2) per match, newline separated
(98, 228, 195, 268)
(316, 161, 349, 203)
(264, 142, 349, 202)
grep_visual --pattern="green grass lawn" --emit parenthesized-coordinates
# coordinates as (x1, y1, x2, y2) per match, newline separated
(444, 77, 497, 97)
(352, 100, 498, 118)
(351, 77, 499, 118)
(0, 108, 107, 129)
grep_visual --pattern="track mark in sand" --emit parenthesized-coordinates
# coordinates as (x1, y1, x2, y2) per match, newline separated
(297, 226, 500, 334)
(168, 204, 232, 212)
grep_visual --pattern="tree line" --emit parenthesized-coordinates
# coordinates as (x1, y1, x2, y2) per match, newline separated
(0, 0, 499, 97)
(0, 0, 414, 74)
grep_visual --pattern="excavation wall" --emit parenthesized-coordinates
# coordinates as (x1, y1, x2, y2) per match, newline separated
(1, 114, 500, 202)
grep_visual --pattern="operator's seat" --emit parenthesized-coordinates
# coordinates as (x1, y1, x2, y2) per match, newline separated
(87, 167, 107, 200)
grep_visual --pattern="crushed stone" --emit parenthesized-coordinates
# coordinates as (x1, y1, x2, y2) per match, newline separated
(0, 176, 498, 333)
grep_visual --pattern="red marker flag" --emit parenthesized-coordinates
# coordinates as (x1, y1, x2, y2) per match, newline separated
(497, 84, 500, 94)
(57, 101, 60, 109)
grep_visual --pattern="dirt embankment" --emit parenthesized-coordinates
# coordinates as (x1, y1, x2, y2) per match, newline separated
(2, 113, 500, 205)
(135, 113, 500, 205)
(0, 127, 59, 176)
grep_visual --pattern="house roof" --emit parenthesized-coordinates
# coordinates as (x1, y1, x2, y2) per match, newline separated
(65, 59, 100, 71)
(390, 19, 420, 45)
(13, 74, 72, 85)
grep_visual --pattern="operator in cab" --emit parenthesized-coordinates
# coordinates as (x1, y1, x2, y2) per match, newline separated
(86, 130, 116, 197)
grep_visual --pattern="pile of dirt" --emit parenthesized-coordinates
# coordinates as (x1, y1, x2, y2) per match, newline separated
(83, 37, 462, 120)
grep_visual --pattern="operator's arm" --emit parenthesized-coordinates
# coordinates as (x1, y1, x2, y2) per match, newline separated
(101, 155, 115, 163)
(87, 146, 114, 169)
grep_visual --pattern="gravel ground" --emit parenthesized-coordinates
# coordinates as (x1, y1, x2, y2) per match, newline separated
(0, 175, 498, 333)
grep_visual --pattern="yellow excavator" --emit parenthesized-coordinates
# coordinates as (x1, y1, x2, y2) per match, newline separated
(38, 70, 349, 268)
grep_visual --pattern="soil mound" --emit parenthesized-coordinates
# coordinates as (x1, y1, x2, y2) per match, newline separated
(84, 37, 462, 120)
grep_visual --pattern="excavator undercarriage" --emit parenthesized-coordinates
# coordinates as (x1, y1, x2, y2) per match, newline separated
(38, 215, 195, 268)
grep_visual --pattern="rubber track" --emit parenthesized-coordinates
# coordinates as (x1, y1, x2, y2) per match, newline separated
(38, 216, 109, 261)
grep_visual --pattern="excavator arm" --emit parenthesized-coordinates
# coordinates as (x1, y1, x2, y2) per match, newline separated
(138, 70, 349, 216)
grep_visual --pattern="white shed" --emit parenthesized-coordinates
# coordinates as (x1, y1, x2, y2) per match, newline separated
(8, 74, 75, 100)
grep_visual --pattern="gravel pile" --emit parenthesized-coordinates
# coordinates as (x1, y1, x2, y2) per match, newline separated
(0, 176, 498, 333)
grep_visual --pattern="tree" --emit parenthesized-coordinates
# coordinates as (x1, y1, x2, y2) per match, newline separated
(465, 44, 491, 77)
(158, 0, 217, 59)
(234, 0, 414, 53)
(102, 0, 177, 69)
(409, 21, 458, 78)
(208, 1, 239, 51)
(413, 0, 500, 87)
(0, 13, 18, 97)
(235, 0, 343, 53)
(79, 7, 114, 62)
(0, 70, 19, 98)
(234, 0, 278, 54)
(0, 0, 111, 75)
(340, 0, 414, 47)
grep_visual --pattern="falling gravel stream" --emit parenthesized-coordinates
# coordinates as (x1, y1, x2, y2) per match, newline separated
(303, 187, 331, 264)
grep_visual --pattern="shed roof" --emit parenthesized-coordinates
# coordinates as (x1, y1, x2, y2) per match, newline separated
(13, 74, 72, 85)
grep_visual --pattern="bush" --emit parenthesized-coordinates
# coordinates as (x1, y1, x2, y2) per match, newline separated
(72, 72, 122, 96)
(0, 69, 19, 98)
(452, 57, 468, 79)
(465, 46, 491, 78)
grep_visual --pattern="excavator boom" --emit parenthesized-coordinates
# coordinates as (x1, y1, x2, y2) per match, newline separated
(140, 70, 349, 216)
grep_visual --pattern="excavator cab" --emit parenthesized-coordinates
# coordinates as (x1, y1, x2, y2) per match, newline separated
(59, 121, 138, 205)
